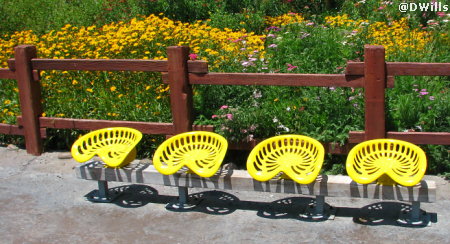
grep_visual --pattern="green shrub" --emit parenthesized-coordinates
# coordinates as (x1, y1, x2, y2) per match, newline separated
(209, 10, 267, 33)
(0, 0, 104, 34)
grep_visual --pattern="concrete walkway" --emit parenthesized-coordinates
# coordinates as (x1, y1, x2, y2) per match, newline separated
(0, 146, 449, 244)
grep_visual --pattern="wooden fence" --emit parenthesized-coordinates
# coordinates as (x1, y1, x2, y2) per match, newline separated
(0, 45, 449, 156)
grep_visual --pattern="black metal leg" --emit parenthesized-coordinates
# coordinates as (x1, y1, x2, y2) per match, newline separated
(410, 201, 421, 222)
(165, 186, 202, 211)
(300, 195, 335, 220)
(85, 180, 121, 203)
(178, 186, 189, 206)
(98, 181, 109, 199)
(314, 195, 325, 216)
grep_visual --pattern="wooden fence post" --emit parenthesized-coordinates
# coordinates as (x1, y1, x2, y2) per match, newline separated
(364, 45, 386, 140)
(14, 45, 43, 155)
(167, 46, 193, 134)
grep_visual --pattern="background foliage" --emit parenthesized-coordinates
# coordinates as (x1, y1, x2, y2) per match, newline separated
(0, 0, 448, 176)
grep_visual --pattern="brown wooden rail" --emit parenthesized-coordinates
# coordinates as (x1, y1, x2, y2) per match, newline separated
(346, 62, 450, 76)
(0, 44, 449, 155)
(8, 58, 208, 73)
(349, 131, 450, 145)
(162, 73, 395, 88)
(0, 123, 24, 135)
(188, 73, 365, 87)
(14, 116, 214, 135)
(0, 68, 16, 79)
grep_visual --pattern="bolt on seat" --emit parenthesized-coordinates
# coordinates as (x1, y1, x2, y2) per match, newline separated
(152, 131, 228, 209)
(71, 127, 143, 202)
(247, 135, 332, 219)
(346, 139, 429, 226)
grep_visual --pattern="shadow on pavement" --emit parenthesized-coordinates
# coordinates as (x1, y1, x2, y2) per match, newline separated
(84, 184, 437, 227)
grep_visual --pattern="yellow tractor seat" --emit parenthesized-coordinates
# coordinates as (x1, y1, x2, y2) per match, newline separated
(247, 135, 325, 184)
(71, 127, 142, 168)
(152, 131, 228, 178)
(346, 139, 427, 187)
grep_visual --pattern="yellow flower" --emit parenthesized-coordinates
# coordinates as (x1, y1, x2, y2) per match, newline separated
(3, 100, 11, 105)
(86, 88, 93, 93)
(107, 112, 119, 117)
(110, 86, 117, 92)
(266, 13, 305, 26)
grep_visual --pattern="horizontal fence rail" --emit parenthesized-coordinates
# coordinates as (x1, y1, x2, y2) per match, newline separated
(0, 68, 16, 79)
(0, 123, 24, 135)
(14, 117, 214, 135)
(346, 62, 450, 76)
(17, 117, 175, 135)
(349, 131, 450, 145)
(8, 58, 208, 73)
(0, 44, 449, 156)
(188, 73, 365, 87)
(0, 123, 47, 138)
(162, 73, 395, 87)
(228, 140, 353, 154)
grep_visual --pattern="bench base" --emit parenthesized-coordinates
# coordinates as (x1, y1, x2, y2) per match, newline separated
(397, 201, 431, 227)
(75, 160, 436, 203)
(75, 161, 436, 225)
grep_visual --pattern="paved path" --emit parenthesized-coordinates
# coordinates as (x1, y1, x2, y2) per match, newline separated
(0, 146, 449, 244)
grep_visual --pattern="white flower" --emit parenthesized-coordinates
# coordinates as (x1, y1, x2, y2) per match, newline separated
(253, 90, 262, 99)
(246, 134, 254, 142)
(278, 124, 290, 132)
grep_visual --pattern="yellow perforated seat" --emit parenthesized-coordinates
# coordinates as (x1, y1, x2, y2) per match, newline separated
(247, 135, 325, 184)
(71, 127, 142, 168)
(152, 131, 228, 178)
(346, 139, 427, 187)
